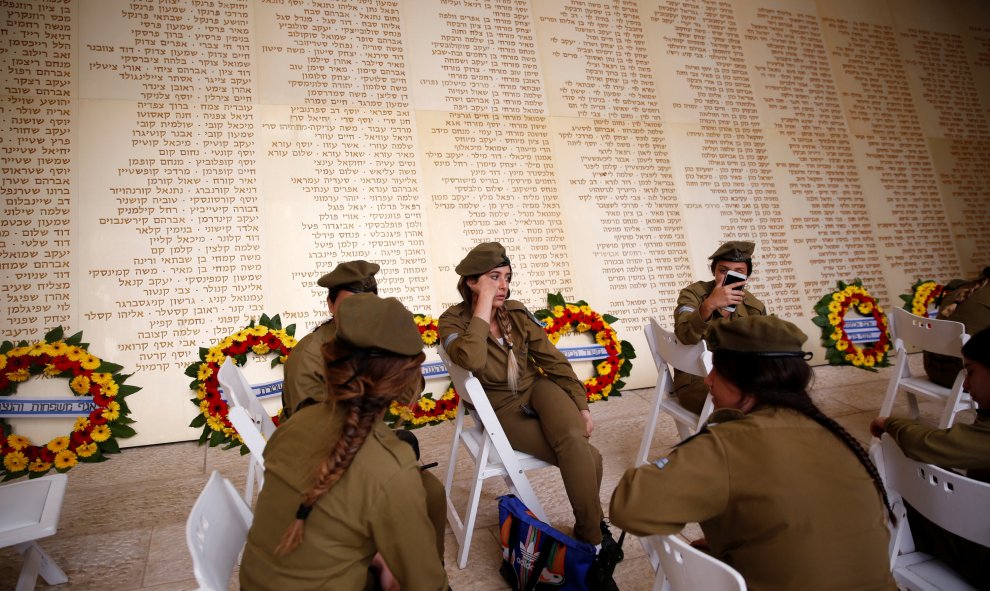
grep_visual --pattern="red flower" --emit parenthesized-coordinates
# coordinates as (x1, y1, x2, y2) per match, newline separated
(88, 410, 108, 426)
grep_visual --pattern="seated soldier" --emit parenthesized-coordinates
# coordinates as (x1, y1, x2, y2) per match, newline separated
(871, 326, 990, 588)
(923, 266, 989, 388)
(673, 240, 766, 414)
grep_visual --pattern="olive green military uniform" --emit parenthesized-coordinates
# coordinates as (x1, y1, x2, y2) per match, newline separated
(240, 404, 448, 591)
(611, 406, 895, 591)
(281, 321, 336, 419)
(673, 280, 766, 413)
(439, 299, 605, 544)
(924, 278, 990, 387)
(880, 411, 990, 586)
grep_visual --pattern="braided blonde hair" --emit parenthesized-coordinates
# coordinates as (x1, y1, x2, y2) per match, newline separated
(495, 305, 520, 394)
(274, 343, 426, 555)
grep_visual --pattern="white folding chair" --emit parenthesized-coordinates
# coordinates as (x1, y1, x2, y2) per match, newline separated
(636, 318, 714, 465)
(218, 357, 277, 502)
(878, 307, 972, 428)
(873, 434, 990, 590)
(438, 343, 553, 569)
(186, 470, 253, 591)
(644, 534, 746, 591)
(0, 473, 69, 591)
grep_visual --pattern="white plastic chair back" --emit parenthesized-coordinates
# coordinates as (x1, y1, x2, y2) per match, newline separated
(878, 307, 971, 428)
(875, 434, 990, 590)
(636, 318, 713, 465)
(438, 343, 552, 569)
(645, 534, 746, 591)
(0, 473, 69, 591)
(186, 471, 254, 591)
(218, 357, 276, 501)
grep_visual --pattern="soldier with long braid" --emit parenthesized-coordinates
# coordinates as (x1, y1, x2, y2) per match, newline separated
(438, 242, 623, 586)
(610, 316, 895, 591)
(241, 294, 448, 591)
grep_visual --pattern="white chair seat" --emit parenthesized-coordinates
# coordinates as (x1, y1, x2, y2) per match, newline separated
(438, 344, 553, 569)
(645, 534, 746, 591)
(0, 473, 69, 591)
(186, 471, 253, 591)
(879, 307, 972, 428)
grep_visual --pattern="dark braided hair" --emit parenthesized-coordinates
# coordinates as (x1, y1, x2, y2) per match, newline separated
(274, 339, 426, 555)
(713, 349, 896, 523)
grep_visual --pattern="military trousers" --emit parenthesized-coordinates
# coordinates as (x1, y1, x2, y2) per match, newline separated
(420, 470, 447, 560)
(495, 376, 605, 544)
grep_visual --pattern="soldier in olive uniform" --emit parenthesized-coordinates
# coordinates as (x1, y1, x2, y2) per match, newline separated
(872, 326, 990, 587)
(673, 241, 766, 414)
(281, 260, 380, 419)
(280, 260, 447, 561)
(923, 266, 990, 388)
(438, 242, 623, 585)
(611, 316, 895, 591)
(241, 294, 448, 591)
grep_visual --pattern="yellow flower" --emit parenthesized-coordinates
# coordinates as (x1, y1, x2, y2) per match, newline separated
(279, 355, 288, 364)
(596, 361, 612, 376)
(857, 302, 874, 315)
(566, 304, 579, 313)
(206, 349, 226, 364)
(7, 434, 31, 449)
(76, 442, 98, 458)
(876, 305, 884, 314)
(65, 346, 86, 361)
(28, 459, 51, 472)
(576, 322, 591, 333)
(601, 385, 612, 398)
(102, 401, 121, 421)
(548, 333, 561, 345)
(47, 436, 70, 452)
(70, 375, 91, 394)
(552, 305, 565, 318)
(282, 336, 297, 348)
(197, 364, 213, 381)
(595, 331, 609, 346)
(74, 417, 91, 432)
(441, 387, 457, 401)
(90, 424, 111, 442)
(7, 368, 30, 382)
(232, 330, 250, 342)
(830, 329, 842, 342)
(248, 325, 268, 337)
(29, 341, 47, 356)
(835, 340, 849, 351)
(828, 300, 841, 313)
(3, 450, 28, 472)
(101, 381, 119, 397)
(0, 354, 6, 371)
(828, 313, 842, 326)
(559, 323, 573, 334)
(43, 363, 61, 376)
(90, 372, 111, 385)
(218, 337, 235, 349)
(80, 354, 101, 370)
(418, 398, 436, 411)
(48, 341, 69, 356)
(196, 385, 208, 400)
(206, 416, 226, 432)
(585, 377, 598, 388)
(863, 355, 875, 367)
(54, 450, 78, 470)
(421, 330, 438, 345)
(251, 343, 271, 355)
(912, 305, 925, 315)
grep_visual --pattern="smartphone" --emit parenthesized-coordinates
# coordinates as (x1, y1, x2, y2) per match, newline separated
(722, 270, 747, 313)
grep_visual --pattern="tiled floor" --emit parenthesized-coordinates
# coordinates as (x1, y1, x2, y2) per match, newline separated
(1, 354, 961, 590)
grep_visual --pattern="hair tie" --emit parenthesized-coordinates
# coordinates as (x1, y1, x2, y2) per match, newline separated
(295, 503, 313, 520)
(507, 343, 513, 350)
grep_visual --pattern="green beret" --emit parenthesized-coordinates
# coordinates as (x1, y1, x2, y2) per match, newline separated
(709, 316, 809, 357)
(317, 260, 379, 292)
(709, 241, 755, 263)
(455, 242, 511, 276)
(334, 294, 423, 356)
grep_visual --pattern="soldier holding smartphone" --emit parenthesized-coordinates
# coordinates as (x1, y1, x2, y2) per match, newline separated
(672, 241, 767, 414)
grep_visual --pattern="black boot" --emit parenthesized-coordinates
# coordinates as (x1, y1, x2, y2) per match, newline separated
(587, 521, 624, 590)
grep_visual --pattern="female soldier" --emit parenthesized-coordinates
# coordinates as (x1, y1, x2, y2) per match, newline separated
(610, 316, 895, 591)
(438, 242, 621, 562)
(241, 294, 448, 591)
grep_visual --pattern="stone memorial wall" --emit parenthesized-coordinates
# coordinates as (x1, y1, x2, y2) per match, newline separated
(2, 0, 988, 445)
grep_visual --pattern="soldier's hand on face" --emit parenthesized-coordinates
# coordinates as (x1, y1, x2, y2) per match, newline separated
(706, 280, 747, 313)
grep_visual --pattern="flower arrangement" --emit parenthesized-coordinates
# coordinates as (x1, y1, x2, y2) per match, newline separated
(900, 279, 944, 317)
(186, 314, 295, 452)
(812, 280, 892, 371)
(1, 327, 139, 480)
(534, 293, 636, 402)
(384, 313, 460, 429)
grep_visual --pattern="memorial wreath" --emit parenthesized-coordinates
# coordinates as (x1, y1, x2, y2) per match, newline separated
(1, 327, 139, 480)
(385, 313, 460, 429)
(186, 314, 296, 452)
(900, 279, 945, 316)
(535, 292, 636, 402)
(812, 280, 892, 371)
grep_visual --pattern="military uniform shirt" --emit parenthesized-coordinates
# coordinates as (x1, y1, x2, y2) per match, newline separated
(884, 411, 990, 482)
(439, 300, 588, 412)
(281, 321, 335, 420)
(610, 406, 894, 591)
(240, 403, 448, 591)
